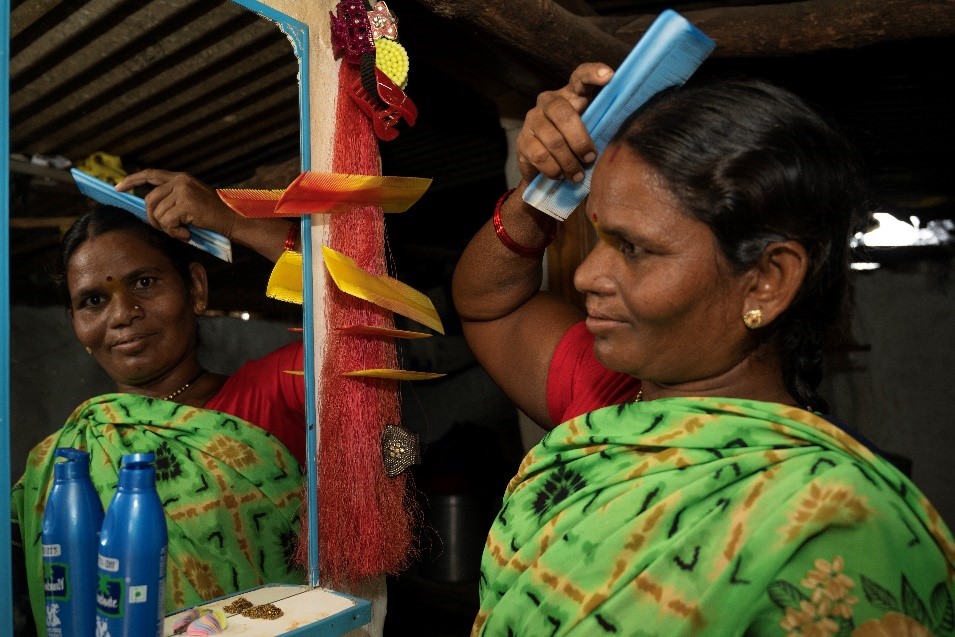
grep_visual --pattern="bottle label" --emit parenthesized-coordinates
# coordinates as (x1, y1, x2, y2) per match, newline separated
(43, 562, 70, 601)
(45, 600, 63, 636)
(98, 554, 120, 572)
(96, 575, 124, 618)
(41, 543, 61, 558)
(128, 585, 149, 604)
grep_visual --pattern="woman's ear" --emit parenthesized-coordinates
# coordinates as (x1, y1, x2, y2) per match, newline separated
(188, 262, 209, 314)
(743, 240, 809, 327)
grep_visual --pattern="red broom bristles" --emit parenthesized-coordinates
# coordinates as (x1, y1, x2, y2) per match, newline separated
(294, 61, 417, 588)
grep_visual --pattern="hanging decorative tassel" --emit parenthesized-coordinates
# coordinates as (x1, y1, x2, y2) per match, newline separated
(293, 60, 420, 588)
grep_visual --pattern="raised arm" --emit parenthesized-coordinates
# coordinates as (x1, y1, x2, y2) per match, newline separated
(452, 63, 614, 428)
(115, 169, 295, 263)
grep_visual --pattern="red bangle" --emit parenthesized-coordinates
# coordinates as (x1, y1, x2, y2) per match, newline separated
(492, 188, 557, 258)
(284, 223, 300, 251)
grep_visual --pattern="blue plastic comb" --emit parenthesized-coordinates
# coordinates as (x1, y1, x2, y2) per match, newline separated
(522, 10, 715, 221)
(71, 168, 233, 262)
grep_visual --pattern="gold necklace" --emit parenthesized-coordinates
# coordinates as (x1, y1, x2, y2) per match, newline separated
(160, 370, 205, 401)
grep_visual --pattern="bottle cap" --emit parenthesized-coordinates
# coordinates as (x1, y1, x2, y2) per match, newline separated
(121, 452, 156, 466)
(118, 452, 158, 490)
(54, 447, 90, 461)
(53, 447, 91, 480)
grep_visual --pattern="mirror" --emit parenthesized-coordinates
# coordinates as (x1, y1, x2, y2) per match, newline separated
(1, 0, 368, 632)
(7, 1, 304, 477)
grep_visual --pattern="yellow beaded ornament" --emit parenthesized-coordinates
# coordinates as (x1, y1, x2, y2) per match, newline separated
(375, 38, 409, 89)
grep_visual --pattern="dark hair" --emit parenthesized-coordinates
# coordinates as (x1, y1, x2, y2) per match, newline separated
(52, 206, 197, 309)
(612, 78, 868, 412)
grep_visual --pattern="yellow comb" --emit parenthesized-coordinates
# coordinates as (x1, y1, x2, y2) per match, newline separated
(337, 325, 433, 339)
(341, 369, 446, 380)
(322, 246, 444, 334)
(266, 250, 303, 304)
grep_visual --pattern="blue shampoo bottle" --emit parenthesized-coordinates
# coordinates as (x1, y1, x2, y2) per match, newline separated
(96, 452, 168, 637)
(42, 447, 104, 637)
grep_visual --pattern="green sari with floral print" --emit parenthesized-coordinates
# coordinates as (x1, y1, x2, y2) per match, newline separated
(474, 397, 955, 636)
(12, 393, 305, 636)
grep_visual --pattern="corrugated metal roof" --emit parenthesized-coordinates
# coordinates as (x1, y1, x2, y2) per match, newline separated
(11, 0, 300, 188)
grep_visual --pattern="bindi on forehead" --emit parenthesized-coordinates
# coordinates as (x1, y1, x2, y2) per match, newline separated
(589, 212, 608, 242)
(602, 145, 621, 165)
(98, 275, 123, 293)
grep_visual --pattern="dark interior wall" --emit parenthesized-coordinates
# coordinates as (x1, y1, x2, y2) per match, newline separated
(822, 256, 955, 526)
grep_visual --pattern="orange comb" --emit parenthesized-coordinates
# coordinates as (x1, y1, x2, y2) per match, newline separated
(277, 172, 431, 214)
(216, 189, 284, 218)
(216, 173, 431, 217)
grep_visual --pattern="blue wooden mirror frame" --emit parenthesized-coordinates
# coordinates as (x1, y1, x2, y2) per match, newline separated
(2, 0, 12, 631)
(228, 0, 323, 591)
(0, 1, 333, 632)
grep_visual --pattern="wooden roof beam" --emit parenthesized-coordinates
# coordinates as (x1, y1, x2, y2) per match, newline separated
(411, 0, 955, 79)
(610, 0, 955, 57)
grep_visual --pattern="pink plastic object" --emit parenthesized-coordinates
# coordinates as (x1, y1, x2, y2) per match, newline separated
(330, 0, 375, 64)
(367, 1, 398, 40)
(349, 67, 418, 141)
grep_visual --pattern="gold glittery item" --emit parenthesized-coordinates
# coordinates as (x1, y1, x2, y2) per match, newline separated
(223, 597, 254, 613)
(742, 308, 764, 330)
(242, 603, 284, 620)
(381, 424, 420, 477)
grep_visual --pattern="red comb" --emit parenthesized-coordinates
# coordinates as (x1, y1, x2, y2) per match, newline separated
(349, 67, 417, 141)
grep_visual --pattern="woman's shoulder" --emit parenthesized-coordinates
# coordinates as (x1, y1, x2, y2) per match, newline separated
(247, 339, 304, 368)
(209, 340, 303, 405)
(207, 340, 306, 463)
(547, 321, 639, 425)
(219, 340, 303, 384)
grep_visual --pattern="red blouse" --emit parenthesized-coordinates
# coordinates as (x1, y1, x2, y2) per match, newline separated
(205, 340, 306, 464)
(546, 321, 641, 426)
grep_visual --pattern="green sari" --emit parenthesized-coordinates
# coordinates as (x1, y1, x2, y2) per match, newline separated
(475, 397, 955, 636)
(12, 393, 305, 636)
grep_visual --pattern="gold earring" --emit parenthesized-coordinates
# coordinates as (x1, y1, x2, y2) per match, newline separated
(195, 301, 206, 314)
(743, 308, 764, 330)
(85, 346, 92, 355)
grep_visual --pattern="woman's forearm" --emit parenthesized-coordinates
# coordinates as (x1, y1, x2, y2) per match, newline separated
(229, 216, 298, 264)
(452, 183, 559, 322)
